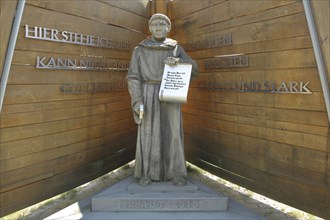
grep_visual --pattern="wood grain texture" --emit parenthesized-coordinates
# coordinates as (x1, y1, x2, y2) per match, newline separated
(0, 0, 18, 79)
(26, 0, 149, 34)
(1, 0, 329, 219)
(171, 0, 330, 218)
(172, 0, 300, 35)
(310, 0, 330, 86)
(0, 0, 148, 217)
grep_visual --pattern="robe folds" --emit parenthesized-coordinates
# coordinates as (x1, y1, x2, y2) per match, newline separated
(127, 37, 199, 182)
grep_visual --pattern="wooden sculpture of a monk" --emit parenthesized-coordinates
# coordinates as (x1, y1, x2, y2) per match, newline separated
(127, 13, 199, 186)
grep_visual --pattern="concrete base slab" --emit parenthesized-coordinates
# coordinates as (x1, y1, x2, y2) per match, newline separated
(45, 175, 267, 220)
(46, 198, 265, 220)
(92, 176, 228, 212)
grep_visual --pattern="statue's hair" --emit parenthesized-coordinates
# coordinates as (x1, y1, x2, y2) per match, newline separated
(149, 13, 171, 25)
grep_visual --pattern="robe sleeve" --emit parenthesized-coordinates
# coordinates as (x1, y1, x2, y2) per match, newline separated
(174, 45, 199, 80)
(127, 46, 143, 124)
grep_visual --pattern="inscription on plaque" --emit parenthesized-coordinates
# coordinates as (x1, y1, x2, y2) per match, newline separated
(204, 55, 249, 69)
(159, 64, 192, 103)
(164, 71, 187, 90)
(119, 200, 200, 210)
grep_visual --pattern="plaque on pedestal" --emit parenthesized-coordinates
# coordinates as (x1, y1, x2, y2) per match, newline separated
(92, 176, 228, 212)
(159, 63, 192, 103)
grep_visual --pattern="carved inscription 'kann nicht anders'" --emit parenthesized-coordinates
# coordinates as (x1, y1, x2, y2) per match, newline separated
(36, 56, 129, 71)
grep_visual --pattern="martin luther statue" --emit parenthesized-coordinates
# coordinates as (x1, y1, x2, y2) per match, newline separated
(127, 13, 199, 186)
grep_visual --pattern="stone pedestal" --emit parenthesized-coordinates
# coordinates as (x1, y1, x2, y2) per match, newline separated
(92, 176, 228, 212)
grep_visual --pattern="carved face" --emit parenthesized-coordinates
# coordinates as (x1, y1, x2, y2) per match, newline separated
(149, 19, 170, 41)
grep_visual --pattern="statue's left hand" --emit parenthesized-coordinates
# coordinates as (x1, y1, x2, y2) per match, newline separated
(164, 57, 180, 66)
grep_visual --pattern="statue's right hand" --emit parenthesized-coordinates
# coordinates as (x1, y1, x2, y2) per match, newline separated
(134, 106, 140, 115)
(134, 102, 143, 115)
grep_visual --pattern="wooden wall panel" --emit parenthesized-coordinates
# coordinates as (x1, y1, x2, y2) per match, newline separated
(170, 0, 330, 219)
(0, 0, 18, 79)
(1, 0, 328, 218)
(98, 0, 150, 18)
(0, 0, 150, 217)
(172, 0, 301, 36)
(26, 0, 149, 34)
(171, 0, 226, 20)
(311, 0, 330, 86)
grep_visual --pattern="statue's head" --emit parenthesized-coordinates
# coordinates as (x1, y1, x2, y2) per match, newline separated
(149, 13, 171, 41)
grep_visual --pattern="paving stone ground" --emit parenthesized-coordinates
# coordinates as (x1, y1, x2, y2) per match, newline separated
(1, 162, 324, 220)
(187, 164, 323, 220)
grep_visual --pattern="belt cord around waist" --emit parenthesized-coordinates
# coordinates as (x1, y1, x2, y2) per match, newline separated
(144, 80, 161, 84)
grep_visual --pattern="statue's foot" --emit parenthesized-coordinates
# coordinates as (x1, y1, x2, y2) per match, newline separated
(171, 176, 186, 187)
(139, 177, 151, 186)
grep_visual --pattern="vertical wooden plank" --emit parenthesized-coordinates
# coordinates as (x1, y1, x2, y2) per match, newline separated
(310, 0, 330, 87)
(155, 0, 169, 14)
(0, 0, 18, 79)
(150, 0, 156, 14)
(167, 0, 172, 21)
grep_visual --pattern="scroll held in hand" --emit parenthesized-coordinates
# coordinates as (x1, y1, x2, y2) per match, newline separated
(159, 63, 192, 103)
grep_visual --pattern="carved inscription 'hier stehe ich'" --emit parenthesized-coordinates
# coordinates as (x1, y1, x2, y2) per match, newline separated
(25, 25, 131, 50)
